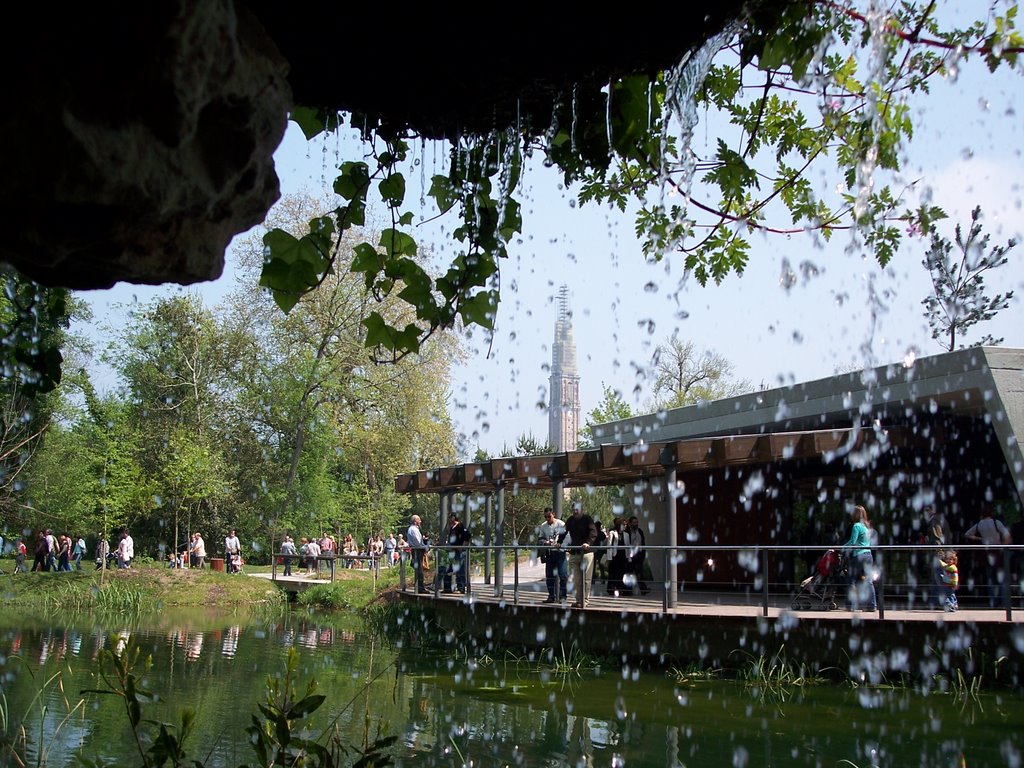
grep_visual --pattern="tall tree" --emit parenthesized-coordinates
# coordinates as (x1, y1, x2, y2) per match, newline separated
(578, 385, 634, 449)
(650, 336, 751, 409)
(224, 194, 459, 544)
(921, 206, 1016, 352)
(108, 295, 232, 546)
(0, 278, 85, 525)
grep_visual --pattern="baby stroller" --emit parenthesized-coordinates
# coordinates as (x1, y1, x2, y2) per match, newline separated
(791, 549, 847, 610)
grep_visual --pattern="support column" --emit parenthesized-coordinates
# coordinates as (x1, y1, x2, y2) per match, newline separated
(665, 465, 678, 610)
(437, 492, 450, 594)
(494, 481, 505, 596)
(551, 470, 564, 521)
(484, 492, 493, 585)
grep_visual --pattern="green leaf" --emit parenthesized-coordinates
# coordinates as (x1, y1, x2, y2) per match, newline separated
(378, 172, 406, 206)
(334, 161, 371, 201)
(458, 290, 497, 329)
(379, 228, 417, 257)
(428, 175, 458, 212)
(290, 107, 342, 140)
(351, 242, 384, 276)
(288, 694, 326, 719)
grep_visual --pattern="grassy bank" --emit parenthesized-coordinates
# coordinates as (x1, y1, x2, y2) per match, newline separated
(0, 563, 404, 613)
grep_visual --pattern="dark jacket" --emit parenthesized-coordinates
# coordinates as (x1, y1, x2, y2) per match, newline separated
(565, 513, 597, 549)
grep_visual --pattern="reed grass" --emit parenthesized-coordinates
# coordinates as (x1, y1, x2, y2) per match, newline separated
(0, 663, 86, 768)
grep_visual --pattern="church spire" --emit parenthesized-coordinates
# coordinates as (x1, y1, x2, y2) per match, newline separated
(548, 286, 580, 452)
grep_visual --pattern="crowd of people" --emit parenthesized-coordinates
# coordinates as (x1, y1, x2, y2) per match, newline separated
(530, 504, 649, 608)
(276, 532, 407, 577)
(0, 529, 133, 573)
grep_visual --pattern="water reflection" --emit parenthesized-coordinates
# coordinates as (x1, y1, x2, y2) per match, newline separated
(0, 611, 1020, 766)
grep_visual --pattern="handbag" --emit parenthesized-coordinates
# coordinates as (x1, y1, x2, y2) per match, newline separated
(539, 551, 548, 564)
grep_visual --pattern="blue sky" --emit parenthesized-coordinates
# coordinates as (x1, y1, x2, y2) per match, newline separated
(81, 42, 1024, 460)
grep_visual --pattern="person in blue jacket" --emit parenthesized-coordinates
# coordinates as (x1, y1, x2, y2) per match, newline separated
(843, 505, 876, 612)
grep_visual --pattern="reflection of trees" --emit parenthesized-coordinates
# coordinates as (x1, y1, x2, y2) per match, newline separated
(0, 612, 404, 767)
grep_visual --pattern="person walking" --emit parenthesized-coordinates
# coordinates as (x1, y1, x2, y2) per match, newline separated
(564, 503, 597, 609)
(32, 532, 48, 571)
(72, 535, 86, 570)
(441, 513, 470, 593)
(537, 507, 568, 603)
(57, 534, 72, 571)
(407, 514, 429, 593)
(280, 535, 297, 576)
(606, 517, 627, 597)
(964, 509, 1012, 607)
(305, 536, 321, 576)
(938, 550, 960, 612)
(95, 534, 110, 570)
(395, 534, 407, 567)
(842, 505, 877, 612)
(920, 505, 948, 607)
(14, 538, 27, 573)
(321, 533, 337, 577)
(190, 532, 206, 569)
(623, 516, 649, 595)
(44, 529, 57, 572)
(224, 529, 241, 573)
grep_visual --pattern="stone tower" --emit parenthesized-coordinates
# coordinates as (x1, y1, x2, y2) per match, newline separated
(548, 286, 580, 452)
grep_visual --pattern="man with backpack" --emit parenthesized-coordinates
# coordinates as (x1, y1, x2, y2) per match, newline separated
(965, 509, 1012, 607)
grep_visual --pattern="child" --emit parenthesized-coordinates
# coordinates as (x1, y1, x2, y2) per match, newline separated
(938, 550, 959, 612)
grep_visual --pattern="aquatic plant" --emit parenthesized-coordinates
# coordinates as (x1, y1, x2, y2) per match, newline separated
(0, 663, 86, 768)
(668, 661, 723, 684)
(74, 640, 396, 767)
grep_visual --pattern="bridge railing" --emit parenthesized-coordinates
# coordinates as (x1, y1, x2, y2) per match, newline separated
(271, 553, 382, 583)
(399, 542, 1022, 621)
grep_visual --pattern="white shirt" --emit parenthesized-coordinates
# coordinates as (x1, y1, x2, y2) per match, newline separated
(536, 518, 565, 546)
(622, 528, 644, 558)
(225, 534, 240, 554)
(407, 523, 425, 548)
(605, 528, 621, 557)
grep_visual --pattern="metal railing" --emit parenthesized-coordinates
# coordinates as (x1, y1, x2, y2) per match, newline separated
(397, 542, 1022, 621)
(271, 553, 382, 583)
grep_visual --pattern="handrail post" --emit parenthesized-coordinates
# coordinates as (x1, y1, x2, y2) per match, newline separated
(494, 481, 505, 598)
(876, 546, 884, 620)
(513, 544, 519, 605)
(662, 461, 678, 611)
(1004, 544, 1012, 621)
(762, 547, 769, 617)
(271, 552, 277, 581)
(663, 547, 670, 612)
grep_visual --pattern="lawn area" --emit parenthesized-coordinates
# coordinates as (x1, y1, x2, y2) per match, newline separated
(0, 561, 404, 613)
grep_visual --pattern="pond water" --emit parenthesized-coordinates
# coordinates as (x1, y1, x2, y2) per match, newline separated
(0, 608, 1020, 767)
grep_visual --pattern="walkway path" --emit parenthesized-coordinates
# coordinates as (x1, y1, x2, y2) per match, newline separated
(252, 560, 1020, 624)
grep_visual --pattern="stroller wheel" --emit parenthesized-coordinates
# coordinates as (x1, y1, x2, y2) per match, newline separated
(791, 596, 811, 611)
(827, 601, 838, 611)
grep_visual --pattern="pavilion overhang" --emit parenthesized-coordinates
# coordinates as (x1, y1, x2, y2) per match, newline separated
(395, 426, 910, 495)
